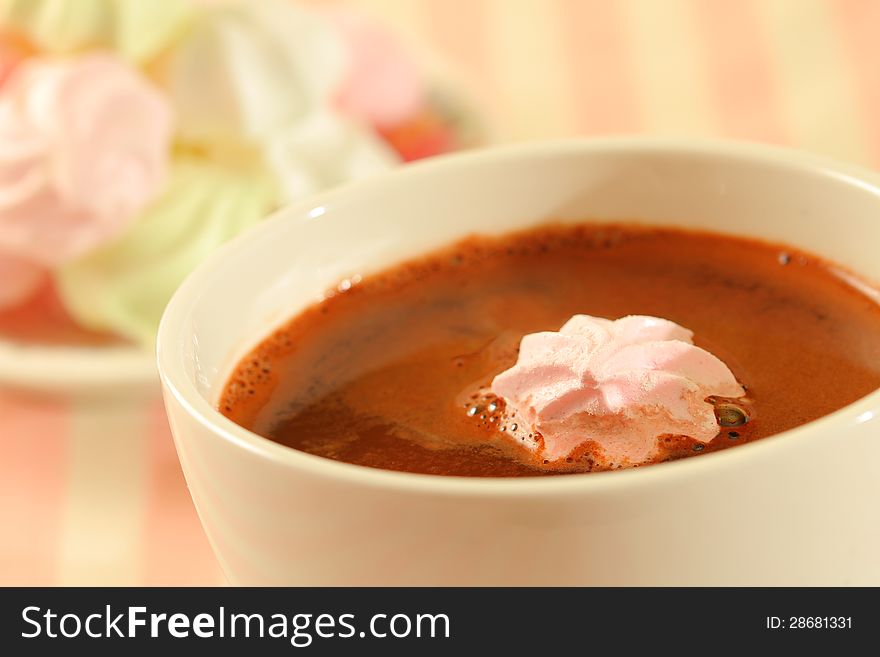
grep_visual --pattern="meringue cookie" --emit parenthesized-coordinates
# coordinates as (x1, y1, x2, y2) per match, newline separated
(0, 249, 44, 310)
(492, 315, 745, 466)
(265, 110, 399, 203)
(167, 0, 348, 145)
(0, 53, 172, 266)
(325, 8, 424, 128)
(57, 157, 274, 347)
(0, 0, 192, 62)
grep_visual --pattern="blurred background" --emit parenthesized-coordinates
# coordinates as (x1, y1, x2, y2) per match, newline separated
(347, 0, 880, 164)
(2, 0, 879, 585)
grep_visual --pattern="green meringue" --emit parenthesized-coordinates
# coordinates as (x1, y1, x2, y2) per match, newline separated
(0, 0, 193, 63)
(57, 157, 274, 347)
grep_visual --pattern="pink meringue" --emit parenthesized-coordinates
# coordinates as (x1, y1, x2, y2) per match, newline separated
(326, 9, 424, 128)
(0, 250, 45, 310)
(491, 315, 745, 466)
(0, 54, 172, 266)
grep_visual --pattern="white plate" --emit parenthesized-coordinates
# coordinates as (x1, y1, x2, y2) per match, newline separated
(0, 338, 156, 398)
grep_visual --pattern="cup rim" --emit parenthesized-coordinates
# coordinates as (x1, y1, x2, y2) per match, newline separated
(157, 136, 880, 497)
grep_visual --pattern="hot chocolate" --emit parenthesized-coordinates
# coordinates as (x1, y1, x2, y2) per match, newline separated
(220, 223, 880, 476)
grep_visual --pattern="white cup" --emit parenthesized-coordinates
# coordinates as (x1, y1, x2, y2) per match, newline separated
(158, 139, 880, 585)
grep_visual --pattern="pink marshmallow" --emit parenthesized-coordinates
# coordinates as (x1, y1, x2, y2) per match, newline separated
(0, 54, 172, 266)
(491, 315, 745, 466)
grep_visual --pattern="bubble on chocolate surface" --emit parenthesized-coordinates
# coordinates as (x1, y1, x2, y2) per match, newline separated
(706, 395, 751, 427)
(715, 403, 749, 427)
(457, 385, 546, 452)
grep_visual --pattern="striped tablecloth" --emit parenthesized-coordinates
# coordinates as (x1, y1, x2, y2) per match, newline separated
(3, 0, 880, 586)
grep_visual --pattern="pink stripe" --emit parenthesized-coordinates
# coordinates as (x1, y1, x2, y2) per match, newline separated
(142, 399, 223, 586)
(559, 0, 642, 134)
(693, 0, 789, 144)
(0, 390, 68, 585)
(832, 0, 880, 166)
